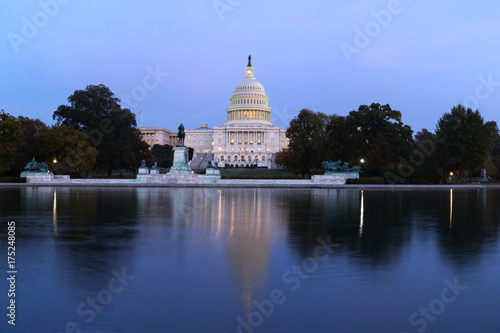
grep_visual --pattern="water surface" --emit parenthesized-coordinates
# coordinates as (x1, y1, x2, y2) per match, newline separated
(1, 187, 499, 333)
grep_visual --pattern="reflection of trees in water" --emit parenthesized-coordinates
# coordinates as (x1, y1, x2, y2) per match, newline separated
(31, 187, 138, 275)
(283, 189, 500, 269)
(435, 189, 500, 267)
(283, 189, 410, 268)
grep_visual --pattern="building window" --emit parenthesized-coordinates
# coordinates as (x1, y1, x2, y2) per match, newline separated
(231, 139, 234, 144)
(255, 156, 259, 161)
(281, 141, 284, 146)
(262, 156, 266, 161)
(257, 139, 261, 144)
(218, 138, 221, 144)
(241, 156, 245, 161)
(206, 140, 209, 146)
(271, 139, 274, 144)
(200, 140, 203, 146)
(188, 141, 191, 146)
(244, 139, 248, 144)
(221, 156, 225, 161)
(238, 139, 242, 144)
(250, 139, 253, 144)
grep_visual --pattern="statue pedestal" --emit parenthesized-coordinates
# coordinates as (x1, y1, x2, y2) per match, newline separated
(138, 167, 149, 174)
(202, 168, 221, 184)
(150, 169, 159, 175)
(168, 146, 192, 175)
(26, 171, 54, 183)
(311, 172, 359, 184)
(206, 168, 220, 176)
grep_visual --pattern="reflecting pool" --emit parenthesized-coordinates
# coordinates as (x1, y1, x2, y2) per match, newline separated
(1, 187, 500, 332)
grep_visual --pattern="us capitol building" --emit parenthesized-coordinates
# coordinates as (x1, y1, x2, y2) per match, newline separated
(139, 56, 289, 168)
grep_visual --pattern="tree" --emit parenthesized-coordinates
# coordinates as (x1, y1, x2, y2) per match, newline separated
(407, 129, 441, 184)
(150, 144, 174, 168)
(36, 125, 98, 175)
(93, 109, 150, 175)
(0, 111, 23, 175)
(276, 109, 330, 177)
(53, 84, 150, 176)
(11, 116, 48, 174)
(487, 122, 500, 179)
(323, 103, 413, 177)
(435, 105, 492, 181)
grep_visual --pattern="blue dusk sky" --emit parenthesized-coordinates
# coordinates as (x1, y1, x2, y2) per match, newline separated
(1, 0, 499, 133)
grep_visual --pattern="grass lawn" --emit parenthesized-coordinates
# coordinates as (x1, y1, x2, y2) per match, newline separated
(220, 169, 308, 179)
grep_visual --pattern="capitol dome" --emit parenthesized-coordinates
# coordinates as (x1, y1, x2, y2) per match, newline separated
(225, 56, 273, 126)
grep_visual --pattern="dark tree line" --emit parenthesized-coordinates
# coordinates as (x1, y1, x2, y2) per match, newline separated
(0, 84, 150, 178)
(277, 103, 500, 183)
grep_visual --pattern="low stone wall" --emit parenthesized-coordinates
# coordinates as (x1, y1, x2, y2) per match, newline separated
(216, 179, 313, 185)
(26, 172, 54, 183)
(22, 173, 359, 186)
(311, 173, 359, 184)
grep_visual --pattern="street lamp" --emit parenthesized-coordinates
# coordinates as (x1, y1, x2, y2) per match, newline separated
(360, 158, 365, 164)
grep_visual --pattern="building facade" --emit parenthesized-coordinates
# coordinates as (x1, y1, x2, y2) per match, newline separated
(139, 57, 289, 168)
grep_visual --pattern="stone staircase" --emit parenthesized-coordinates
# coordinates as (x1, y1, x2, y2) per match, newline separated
(189, 153, 214, 170)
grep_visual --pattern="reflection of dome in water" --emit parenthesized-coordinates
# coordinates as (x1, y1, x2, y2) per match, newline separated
(223, 189, 275, 315)
(227, 234, 271, 315)
(226, 55, 273, 126)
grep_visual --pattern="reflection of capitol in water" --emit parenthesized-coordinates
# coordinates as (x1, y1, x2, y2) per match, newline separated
(137, 187, 289, 315)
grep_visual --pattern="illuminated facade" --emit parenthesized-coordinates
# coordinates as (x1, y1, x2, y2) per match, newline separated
(139, 57, 289, 167)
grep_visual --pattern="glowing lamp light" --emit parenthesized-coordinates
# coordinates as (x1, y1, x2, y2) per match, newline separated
(53, 159, 57, 163)
(360, 159, 365, 163)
